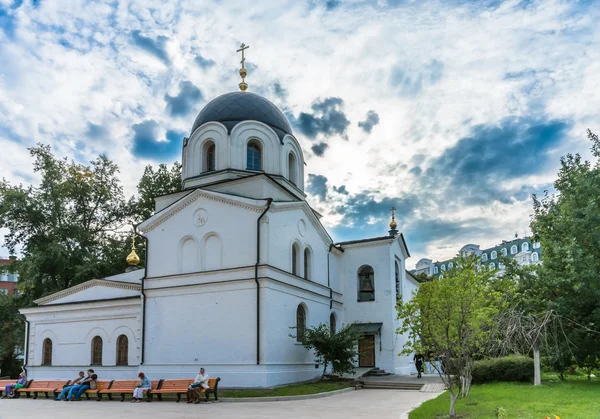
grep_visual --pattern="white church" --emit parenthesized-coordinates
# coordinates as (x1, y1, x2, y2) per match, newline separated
(19, 55, 420, 388)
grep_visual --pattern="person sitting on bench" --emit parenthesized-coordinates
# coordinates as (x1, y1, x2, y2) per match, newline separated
(131, 372, 151, 403)
(187, 368, 209, 404)
(67, 369, 97, 401)
(2, 372, 27, 399)
(55, 371, 85, 401)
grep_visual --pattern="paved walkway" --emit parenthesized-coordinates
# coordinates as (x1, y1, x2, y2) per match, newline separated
(361, 373, 445, 385)
(0, 390, 442, 419)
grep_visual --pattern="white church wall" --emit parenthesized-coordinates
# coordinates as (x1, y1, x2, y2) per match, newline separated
(204, 176, 293, 201)
(184, 122, 229, 179)
(143, 281, 258, 368)
(266, 206, 330, 289)
(143, 194, 264, 278)
(229, 121, 281, 174)
(340, 241, 401, 374)
(21, 299, 141, 380)
(260, 284, 329, 385)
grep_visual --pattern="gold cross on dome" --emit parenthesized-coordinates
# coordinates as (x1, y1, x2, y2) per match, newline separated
(391, 207, 396, 218)
(237, 43, 250, 68)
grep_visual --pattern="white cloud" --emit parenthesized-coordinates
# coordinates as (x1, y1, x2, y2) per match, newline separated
(0, 0, 598, 265)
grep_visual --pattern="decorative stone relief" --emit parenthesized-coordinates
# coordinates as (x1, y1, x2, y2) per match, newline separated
(298, 219, 306, 237)
(193, 208, 209, 227)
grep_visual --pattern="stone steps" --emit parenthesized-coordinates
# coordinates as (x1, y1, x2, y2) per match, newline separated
(360, 381, 424, 391)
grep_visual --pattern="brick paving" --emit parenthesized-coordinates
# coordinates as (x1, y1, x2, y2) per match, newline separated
(0, 389, 442, 419)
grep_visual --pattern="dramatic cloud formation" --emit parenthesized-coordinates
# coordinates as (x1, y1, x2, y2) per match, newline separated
(194, 54, 216, 69)
(294, 97, 350, 139)
(132, 120, 180, 160)
(164, 81, 203, 117)
(306, 174, 328, 201)
(358, 110, 380, 133)
(130, 30, 170, 65)
(420, 118, 569, 205)
(0, 0, 598, 265)
(311, 142, 329, 157)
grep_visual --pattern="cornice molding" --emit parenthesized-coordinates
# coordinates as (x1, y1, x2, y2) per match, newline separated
(269, 201, 333, 245)
(34, 280, 141, 306)
(138, 189, 266, 233)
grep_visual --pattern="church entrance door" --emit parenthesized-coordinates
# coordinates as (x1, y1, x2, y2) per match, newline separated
(358, 335, 375, 367)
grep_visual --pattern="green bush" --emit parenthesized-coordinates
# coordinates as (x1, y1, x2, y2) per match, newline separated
(472, 355, 534, 383)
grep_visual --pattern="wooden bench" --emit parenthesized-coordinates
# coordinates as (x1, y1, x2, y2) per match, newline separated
(0, 380, 16, 398)
(147, 378, 194, 402)
(13, 380, 33, 398)
(83, 380, 113, 401)
(98, 379, 160, 402)
(17, 380, 69, 399)
(148, 377, 221, 402)
(194, 377, 221, 402)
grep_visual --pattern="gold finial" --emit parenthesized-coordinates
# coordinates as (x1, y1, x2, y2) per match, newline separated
(389, 207, 398, 230)
(126, 234, 140, 266)
(236, 43, 250, 92)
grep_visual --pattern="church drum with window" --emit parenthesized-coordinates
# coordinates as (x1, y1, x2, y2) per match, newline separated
(19, 78, 420, 387)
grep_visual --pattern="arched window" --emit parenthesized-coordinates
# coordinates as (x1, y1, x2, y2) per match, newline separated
(481, 253, 488, 261)
(498, 262, 505, 270)
(303, 248, 311, 280)
(533, 242, 541, 249)
(491, 251, 497, 260)
(501, 248, 507, 257)
(116, 335, 128, 366)
(489, 262, 496, 270)
(358, 265, 375, 302)
(434, 266, 438, 274)
(441, 264, 446, 271)
(42, 338, 52, 366)
(292, 243, 300, 276)
(522, 242, 529, 252)
(91, 336, 103, 366)
(206, 144, 215, 172)
(532, 252, 539, 262)
(296, 305, 306, 342)
(247, 141, 262, 171)
(288, 152, 297, 186)
(448, 262, 454, 269)
(330, 313, 336, 335)
(511, 245, 518, 254)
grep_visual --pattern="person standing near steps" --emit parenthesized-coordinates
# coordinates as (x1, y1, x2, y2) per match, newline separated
(413, 353, 425, 379)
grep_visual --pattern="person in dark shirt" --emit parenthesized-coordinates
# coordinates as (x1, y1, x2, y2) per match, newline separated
(413, 353, 425, 378)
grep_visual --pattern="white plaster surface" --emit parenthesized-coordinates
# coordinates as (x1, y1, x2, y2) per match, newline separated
(0, 390, 441, 419)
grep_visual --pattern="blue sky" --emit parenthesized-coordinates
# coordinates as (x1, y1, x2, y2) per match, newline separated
(0, 0, 598, 266)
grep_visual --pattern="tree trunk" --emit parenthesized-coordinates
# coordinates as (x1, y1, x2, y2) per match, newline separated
(449, 393, 457, 418)
(533, 342, 541, 386)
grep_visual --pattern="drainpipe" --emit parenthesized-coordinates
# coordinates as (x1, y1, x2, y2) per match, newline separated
(23, 319, 30, 376)
(255, 198, 273, 365)
(328, 244, 333, 309)
(135, 229, 149, 366)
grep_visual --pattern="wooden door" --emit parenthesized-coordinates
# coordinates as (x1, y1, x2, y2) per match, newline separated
(359, 335, 375, 367)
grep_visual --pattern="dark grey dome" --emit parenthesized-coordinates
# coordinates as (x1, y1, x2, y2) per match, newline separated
(191, 92, 292, 141)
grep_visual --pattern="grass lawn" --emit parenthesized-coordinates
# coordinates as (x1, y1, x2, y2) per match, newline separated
(219, 380, 352, 398)
(409, 375, 600, 419)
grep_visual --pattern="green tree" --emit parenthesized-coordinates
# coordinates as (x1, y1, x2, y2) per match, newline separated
(135, 162, 182, 222)
(291, 323, 363, 378)
(0, 294, 25, 378)
(397, 254, 506, 418)
(0, 145, 134, 302)
(530, 129, 600, 373)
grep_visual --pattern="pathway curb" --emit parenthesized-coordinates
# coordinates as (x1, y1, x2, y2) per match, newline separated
(219, 387, 354, 403)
